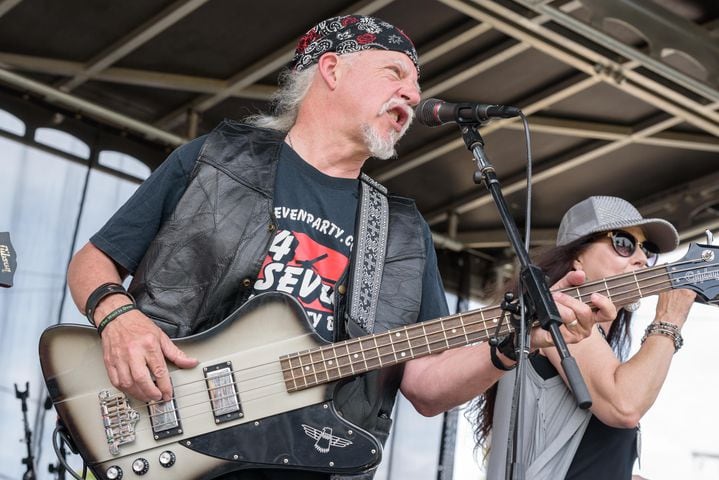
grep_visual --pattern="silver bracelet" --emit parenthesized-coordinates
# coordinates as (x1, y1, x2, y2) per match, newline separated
(641, 322, 683, 353)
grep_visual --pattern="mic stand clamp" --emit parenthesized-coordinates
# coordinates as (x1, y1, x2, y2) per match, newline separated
(490, 293, 521, 356)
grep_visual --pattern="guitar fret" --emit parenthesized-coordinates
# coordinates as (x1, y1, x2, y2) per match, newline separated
(330, 345, 342, 381)
(479, 309, 489, 333)
(356, 338, 373, 371)
(318, 349, 329, 384)
(307, 352, 319, 386)
(441, 320, 450, 350)
(389, 332, 399, 363)
(421, 323, 431, 356)
(348, 341, 360, 374)
(407, 325, 426, 356)
(285, 355, 299, 391)
(424, 320, 443, 354)
(460, 313, 470, 344)
(446, 318, 455, 348)
(602, 279, 612, 302)
(404, 326, 414, 359)
(395, 329, 410, 361)
(351, 338, 365, 370)
(302, 352, 317, 387)
(296, 353, 308, 389)
(381, 334, 396, 365)
(373, 336, 383, 368)
(338, 343, 353, 378)
(633, 271, 643, 298)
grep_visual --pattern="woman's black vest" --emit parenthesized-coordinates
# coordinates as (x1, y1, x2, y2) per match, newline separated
(128, 120, 430, 462)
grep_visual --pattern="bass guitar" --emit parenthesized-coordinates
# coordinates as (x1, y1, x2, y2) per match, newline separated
(39, 242, 719, 479)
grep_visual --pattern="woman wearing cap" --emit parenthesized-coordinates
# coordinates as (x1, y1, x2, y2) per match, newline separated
(474, 196, 697, 480)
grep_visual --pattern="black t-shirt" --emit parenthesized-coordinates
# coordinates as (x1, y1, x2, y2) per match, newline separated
(252, 144, 358, 341)
(530, 354, 638, 480)
(91, 135, 449, 338)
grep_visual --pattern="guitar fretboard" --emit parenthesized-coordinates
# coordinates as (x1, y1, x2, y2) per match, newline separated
(280, 264, 675, 392)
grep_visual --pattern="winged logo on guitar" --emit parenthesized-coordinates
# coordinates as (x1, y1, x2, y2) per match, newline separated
(39, 238, 719, 479)
(302, 424, 353, 453)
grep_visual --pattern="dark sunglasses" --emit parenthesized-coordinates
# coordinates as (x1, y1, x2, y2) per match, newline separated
(601, 230, 659, 266)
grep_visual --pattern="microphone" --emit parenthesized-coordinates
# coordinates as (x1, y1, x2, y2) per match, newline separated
(416, 98, 521, 127)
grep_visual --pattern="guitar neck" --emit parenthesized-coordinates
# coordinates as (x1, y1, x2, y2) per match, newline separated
(281, 264, 675, 392)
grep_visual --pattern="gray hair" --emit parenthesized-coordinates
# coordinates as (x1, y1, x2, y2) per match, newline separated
(244, 65, 318, 132)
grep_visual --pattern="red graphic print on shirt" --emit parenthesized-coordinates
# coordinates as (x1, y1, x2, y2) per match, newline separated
(254, 229, 349, 340)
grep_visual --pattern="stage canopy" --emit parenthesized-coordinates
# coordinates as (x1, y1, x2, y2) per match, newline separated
(0, 0, 717, 291)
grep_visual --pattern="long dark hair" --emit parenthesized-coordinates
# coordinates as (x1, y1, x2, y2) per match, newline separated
(470, 233, 634, 456)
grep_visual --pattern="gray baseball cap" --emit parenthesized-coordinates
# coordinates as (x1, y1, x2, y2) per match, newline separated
(556, 196, 679, 252)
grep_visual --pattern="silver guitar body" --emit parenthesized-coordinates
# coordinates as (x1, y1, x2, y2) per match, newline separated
(40, 292, 381, 480)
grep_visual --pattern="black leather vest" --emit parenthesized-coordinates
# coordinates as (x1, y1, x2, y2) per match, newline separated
(129, 120, 429, 456)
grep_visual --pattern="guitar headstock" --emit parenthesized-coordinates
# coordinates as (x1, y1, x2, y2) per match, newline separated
(667, 238, 719, 305)
(0, 232, 17, 288)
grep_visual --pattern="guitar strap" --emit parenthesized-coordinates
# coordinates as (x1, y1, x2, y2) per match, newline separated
(345, 173, 389, 335)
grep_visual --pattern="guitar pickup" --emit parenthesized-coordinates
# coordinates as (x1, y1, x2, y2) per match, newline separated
(147, 395, 182, 440)
(204, 361, 243, 424)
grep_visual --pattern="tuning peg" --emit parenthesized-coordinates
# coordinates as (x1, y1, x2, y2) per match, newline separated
(705, 229, 714, 245)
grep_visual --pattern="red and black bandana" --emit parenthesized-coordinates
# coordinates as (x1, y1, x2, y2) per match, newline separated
(289, 15, 420, 76)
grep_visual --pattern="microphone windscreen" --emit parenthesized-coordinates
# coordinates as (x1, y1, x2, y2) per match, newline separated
(415, 98, 444, 127)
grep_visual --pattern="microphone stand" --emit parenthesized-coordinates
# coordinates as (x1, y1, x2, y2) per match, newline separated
(457, 123, 592, 479)
(15, 382, 36, 480)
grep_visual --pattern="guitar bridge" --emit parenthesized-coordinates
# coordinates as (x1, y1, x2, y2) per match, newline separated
(99, 389, 139, 456)
(204, 361, 243, 424)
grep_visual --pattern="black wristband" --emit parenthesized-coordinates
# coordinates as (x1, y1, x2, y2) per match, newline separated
(97, 304, 137, 336)
(497, 333, 517, 361)
(85, 282, 135, 326)
(490, 344, 516, 371)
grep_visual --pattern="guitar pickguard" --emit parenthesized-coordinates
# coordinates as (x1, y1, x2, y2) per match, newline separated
(183, 401, 381, 474)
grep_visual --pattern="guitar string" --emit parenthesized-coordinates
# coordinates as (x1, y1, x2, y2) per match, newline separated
(106, 309, 520, 434)
(105, 276, 703, 438)
(256, 261, 688, 386)
(124, 274, 692, 436)
(141, 263, 692, 410)
(100, 262, 712, 435)
(106, 269, 689, 438)
(147, 260, 691, 398)
(146, 261, 697, 411)
(280, 260, 700, 384)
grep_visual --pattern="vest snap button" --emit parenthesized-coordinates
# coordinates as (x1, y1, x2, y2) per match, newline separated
(338, 285, 347, 295)
(242, 278, 252, 288)
(268, 223, 276, 232)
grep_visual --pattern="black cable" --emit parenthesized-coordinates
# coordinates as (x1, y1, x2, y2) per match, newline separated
(52, 427, 86, 480)
(505, 113, 534, 480)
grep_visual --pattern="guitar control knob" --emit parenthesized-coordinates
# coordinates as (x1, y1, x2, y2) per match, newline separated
(131, 458, 149, 475)
(105, 465, 123, 479)
(158, 450, 176, 468)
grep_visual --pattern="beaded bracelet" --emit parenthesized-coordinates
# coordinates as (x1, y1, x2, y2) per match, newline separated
(97, 304, 137, 336)
(85, 282, 135, 326)
(641, 321, 683, 353)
